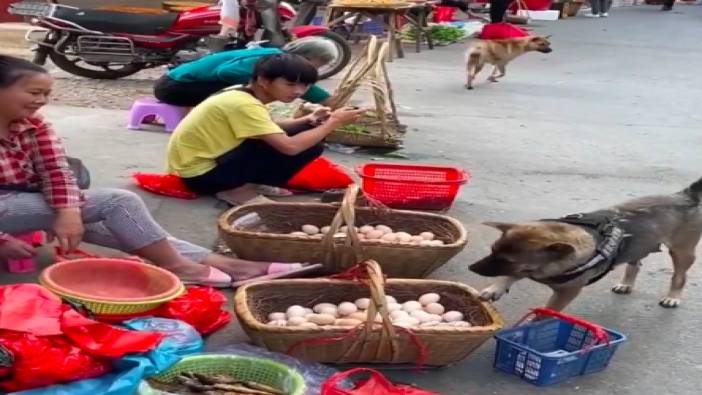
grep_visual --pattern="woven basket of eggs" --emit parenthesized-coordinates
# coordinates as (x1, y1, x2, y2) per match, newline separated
(234, 260, 504, 366)
(218, 185, 468, 278)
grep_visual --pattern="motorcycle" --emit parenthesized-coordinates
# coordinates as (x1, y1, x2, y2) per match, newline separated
(8, 1, 351, 80)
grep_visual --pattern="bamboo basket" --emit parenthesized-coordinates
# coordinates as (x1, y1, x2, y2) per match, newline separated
(218, 185, 468, 278)
(234, 260, 504, 366)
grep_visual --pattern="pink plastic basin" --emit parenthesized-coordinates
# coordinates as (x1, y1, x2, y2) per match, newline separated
(40, 258, 182, 302)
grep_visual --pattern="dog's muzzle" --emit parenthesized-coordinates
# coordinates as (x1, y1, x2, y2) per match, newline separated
(539, 47, 553, 53)
(469, 256, 510, 277)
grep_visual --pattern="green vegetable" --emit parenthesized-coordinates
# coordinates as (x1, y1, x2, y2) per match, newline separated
(400, 24, 465, 45)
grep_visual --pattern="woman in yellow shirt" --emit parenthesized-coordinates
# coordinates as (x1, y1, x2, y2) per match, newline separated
(166, 54, 364, 198)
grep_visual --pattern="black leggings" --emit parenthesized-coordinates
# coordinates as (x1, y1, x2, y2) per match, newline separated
(153, 75, 231, 107)
(438, 0, 469, 13)
(181, 124, 323, 195)
(490, 0, 511, 23)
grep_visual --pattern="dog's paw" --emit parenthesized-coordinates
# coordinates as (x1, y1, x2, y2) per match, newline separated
(611, 284, 633, 295)
(479, 284, 507, 302)
(488, 77, 498, 83)
(659, 297, 681, 308)
(464, 84, 474, 90)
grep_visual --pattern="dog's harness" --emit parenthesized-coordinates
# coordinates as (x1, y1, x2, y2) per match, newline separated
(541, 211, 627, 285)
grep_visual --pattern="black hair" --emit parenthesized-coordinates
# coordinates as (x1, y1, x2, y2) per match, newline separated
(251, 53, 318, 85)
(0, 55, 47, 88)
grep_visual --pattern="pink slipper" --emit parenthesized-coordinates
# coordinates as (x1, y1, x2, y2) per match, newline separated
(180, 266, 232, 288)
(232, 263, 324, 288)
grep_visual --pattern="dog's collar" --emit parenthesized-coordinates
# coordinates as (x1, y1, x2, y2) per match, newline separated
(540, 212, 626, 284)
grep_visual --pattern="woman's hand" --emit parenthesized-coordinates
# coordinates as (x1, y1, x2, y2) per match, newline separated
(52, 208, 84, 252)
(327, 107, 366, 127)
(0, 238, 37, 260)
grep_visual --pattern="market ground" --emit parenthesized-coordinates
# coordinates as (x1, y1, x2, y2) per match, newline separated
(3, 5, 702, 395)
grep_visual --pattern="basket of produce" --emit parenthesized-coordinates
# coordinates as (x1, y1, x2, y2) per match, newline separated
(143, 354, 306, 394)
(493, 308, 627, 386)
(218, 184, 467, 277)
(357, 162, 469, 210)
(399, 24, 466, 46)
(39, 258, 184, 314)
(235, 260, 504, 366)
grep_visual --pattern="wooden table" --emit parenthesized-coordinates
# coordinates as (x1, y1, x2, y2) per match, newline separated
(324, 3, 434, 61)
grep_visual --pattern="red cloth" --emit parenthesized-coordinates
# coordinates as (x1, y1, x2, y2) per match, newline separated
(0, 284, 163, 391)
(479, 22, 530, 40)
(132, 172, 198, 199)
(0, 116, 82, 208)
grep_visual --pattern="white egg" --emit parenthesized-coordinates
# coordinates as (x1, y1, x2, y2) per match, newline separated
(375, 225, 393, 234)
(410, 310, 431, 322)
(334, 318, 363, 327)
(303, 308, 314, 315)
(390, 310, 410, 321)
(419, 240, 433, 246)
(300, 322, 319, 328)
(286, 305, 306, 318)
(306, 313, 336, 325)
(287, 316, 308, 326)
(380, 233, 398, 242)
(333, 232, 347, 238)
(359, 225, 375, 234)
(420, 321, 441, 328)
(420, 232, 435, 241)
(448, 321, 472, 327)
(313, 303, 337, 313)
(268, 312, 286, 321)
(339, 226, 348, 233)
(442, 311, 464, 322)
(357, 233, 366, 240)
(424, 303, 445, 315)
(312, 234, 324, 239)
(301, 224, 320, 235)
(385, 295, 397, 304)
(348, 312, 368, 321)
(267, 319, 287, 327)
(289, 231, 308, 237)
(387, 303, 402, 312)
(393, 317, 420, 328)
(319, 306, 338, 317)
(426, 314, 443, 322)
(395, 232, 413, 243)
(355, 298, 371, 310)
(410, 235, 424, 244)
(402, 301, 423, 312)
(338, 302, 358, 316)
(430, 240, 445, 246)
(365, 230, 384, 240)
(418, 293, 441, 305)
(320, 226, 331, 234)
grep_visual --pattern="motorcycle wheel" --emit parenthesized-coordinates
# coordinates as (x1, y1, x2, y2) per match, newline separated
(48, 51, 145, 80)
(312, 31, 351, 80)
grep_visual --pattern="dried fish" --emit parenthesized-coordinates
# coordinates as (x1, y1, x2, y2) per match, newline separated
(149, 371, 287, 395)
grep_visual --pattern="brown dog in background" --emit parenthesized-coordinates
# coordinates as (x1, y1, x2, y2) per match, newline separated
(465, 36, 553, 90)
(469, 177, 702, 311)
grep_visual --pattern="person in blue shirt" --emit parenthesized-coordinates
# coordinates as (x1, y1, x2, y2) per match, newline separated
(154, 37, 337, 107)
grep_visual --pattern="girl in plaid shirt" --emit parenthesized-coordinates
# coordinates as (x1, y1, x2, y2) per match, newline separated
(0, 55, 303, 287)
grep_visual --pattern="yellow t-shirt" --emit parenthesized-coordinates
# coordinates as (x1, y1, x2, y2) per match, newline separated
(166, 89, 284, 178)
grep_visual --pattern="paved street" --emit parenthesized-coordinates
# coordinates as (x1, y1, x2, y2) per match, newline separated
(2, 5, 702, 394)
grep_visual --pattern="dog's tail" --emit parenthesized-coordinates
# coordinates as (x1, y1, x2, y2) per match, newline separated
(683, 176, 702, 202)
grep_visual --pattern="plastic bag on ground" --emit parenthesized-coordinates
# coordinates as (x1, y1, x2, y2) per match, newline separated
(13, 318, 203, 395)
(132, 173, 198, 200)
(286, 156, 354, 192)
(154, 287, 231, 335)
(322, 368, 439, 395)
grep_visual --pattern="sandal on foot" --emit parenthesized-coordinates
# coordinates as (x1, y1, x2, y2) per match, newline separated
(180, 266, 232, 288)
(231, 263, 324, 287)
(255, 185, 294, 197)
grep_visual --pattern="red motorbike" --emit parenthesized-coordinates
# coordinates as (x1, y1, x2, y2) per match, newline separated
(8, 1, 350, 80)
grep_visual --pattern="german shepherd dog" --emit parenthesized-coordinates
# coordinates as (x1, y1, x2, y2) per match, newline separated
(470, 178, 702, 311)
(465, 36, 553, 90)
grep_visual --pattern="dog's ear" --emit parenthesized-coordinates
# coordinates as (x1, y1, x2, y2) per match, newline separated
(483, 222, 516, 233)
(544, 242, 575, 258)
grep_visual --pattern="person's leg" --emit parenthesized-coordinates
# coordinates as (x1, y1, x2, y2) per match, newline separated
(602, 0, 612, 14)
(439, 0, 470, 13)
(662, 0, 674, 10)
(589, 0, 602, 15)
(154, 75, 232, 107)
(490, 0, 510, 23)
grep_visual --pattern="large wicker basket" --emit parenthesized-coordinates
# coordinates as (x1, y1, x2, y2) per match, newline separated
(234, 260, 504, 366)
(218, 185, 468, 278)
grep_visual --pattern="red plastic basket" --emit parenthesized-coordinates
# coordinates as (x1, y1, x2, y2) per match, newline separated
(356, 163, 469, 210)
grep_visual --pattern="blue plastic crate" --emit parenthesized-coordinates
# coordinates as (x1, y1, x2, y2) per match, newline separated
(493, 318, 627, 386)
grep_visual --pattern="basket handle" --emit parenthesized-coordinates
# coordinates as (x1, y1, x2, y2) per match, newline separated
(519, 307, 610, 346)
(321, 185, 364, 270)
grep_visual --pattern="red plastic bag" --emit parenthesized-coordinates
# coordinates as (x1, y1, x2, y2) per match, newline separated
(322, 368, 439, 395)
(132, 172, 198, 200)
(432, 6, 456, 23)
(287, 156, 353, 192)
(154, 287, 232, 335)
(0, 331, 111, 392)
(479, 22, 530, 40)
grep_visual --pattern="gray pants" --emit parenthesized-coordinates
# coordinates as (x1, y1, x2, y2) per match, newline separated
(590, 0, 612, 14)
(0, 188, 211, 262)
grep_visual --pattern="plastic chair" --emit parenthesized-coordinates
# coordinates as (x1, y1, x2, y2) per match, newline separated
(126, 97, 189, 133)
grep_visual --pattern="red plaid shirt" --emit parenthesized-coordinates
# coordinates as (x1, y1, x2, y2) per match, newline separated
(0, 115, 81, 209)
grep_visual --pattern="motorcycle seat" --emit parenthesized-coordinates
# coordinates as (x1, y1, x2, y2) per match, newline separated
(53, 8, 179, 35)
